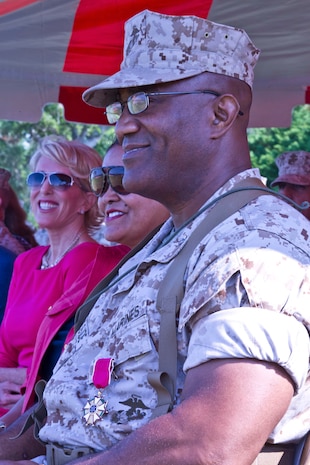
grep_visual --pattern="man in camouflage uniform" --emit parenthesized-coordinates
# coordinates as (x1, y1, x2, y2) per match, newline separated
(0, 9, 310, 465)
(271, 150, 310, 220)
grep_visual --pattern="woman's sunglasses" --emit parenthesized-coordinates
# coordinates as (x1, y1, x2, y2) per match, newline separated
(89, 166, 129, 197)
(27, 171, 75, 190)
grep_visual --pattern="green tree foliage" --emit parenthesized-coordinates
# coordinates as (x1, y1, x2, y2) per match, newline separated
(248, 105, 310, 186)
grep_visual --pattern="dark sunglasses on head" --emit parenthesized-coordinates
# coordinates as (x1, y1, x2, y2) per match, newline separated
(89, 166, 129, 197)
(27, 171, 75, 190)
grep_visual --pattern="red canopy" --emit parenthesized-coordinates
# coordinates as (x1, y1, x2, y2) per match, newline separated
(0, 0, 309, 127)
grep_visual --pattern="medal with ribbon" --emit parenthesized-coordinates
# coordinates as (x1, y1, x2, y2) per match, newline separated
(83, 358, 114, 426)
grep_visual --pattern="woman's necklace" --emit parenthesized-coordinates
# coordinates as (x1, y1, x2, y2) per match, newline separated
(41, 230, 83, 270)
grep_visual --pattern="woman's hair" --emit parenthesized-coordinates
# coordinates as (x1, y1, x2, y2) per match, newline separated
(30, 135, 103, 232)
(0, 185, 38, 249)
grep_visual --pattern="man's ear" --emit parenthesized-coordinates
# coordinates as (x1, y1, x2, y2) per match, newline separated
(210, 94, 241, 139)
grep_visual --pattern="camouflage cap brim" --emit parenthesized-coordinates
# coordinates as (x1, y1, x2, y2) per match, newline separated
(83, 67, 218, 109)
(83, 10, 260, 109)
(271, 175, 310, 187)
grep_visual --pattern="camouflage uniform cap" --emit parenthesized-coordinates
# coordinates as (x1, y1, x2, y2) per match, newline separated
(271, 151, 310, 187)
(0, 168, 11, 190)
(83, 9, 261, 108)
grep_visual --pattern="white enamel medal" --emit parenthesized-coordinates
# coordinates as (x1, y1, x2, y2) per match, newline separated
(83, 391, 108, 425)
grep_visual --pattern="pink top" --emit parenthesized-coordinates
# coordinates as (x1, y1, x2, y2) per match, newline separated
(0, 242, 129, 370)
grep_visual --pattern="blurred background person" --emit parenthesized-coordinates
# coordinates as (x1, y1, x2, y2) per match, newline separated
(0, 136, 129, 416)
(271, 150, 310, 220)
(0, 168, 37, 254)
(0, 168, 37, 323)
(90, 140, 170, 249)
(0, 246, 16, 323)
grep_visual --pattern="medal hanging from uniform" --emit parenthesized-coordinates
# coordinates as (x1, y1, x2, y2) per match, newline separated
(83, 358, 114, 426)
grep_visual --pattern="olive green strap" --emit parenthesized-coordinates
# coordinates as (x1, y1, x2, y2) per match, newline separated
(148, 178, 272, 419)
(12, 379, 47, 444)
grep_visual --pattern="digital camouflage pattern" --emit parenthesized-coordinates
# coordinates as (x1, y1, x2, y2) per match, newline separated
(83, 9, 261, 108)
(39, 169, 310, 451)
(271, 151, 310, 187)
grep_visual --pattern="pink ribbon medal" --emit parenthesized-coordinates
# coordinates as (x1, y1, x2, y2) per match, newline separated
(83, 358, 114, 426)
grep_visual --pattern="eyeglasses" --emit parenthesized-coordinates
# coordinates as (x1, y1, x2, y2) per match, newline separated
(105, 90, 244, 124)
(27, 171, 75, 190)
(89, 166, 129, 197)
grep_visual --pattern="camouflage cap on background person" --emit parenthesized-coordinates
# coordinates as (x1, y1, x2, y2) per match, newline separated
(83, 9, 260, 109)
(271, 151, 310, 187)
(0, 168, 11, 190)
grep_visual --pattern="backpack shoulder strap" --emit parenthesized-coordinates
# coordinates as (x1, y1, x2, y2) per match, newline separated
(148, 178, 273, 419)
